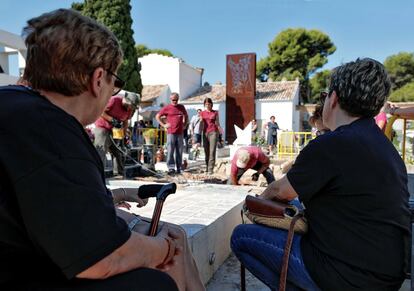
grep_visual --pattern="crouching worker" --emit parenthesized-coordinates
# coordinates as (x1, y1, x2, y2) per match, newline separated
(229, 146, 275, 186)
(94, 91, 139, 176)
(0, 9, 203, 291)
(231, 58, 410, 290)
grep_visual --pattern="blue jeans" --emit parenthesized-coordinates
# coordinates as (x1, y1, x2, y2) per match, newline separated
(231, 224, 320, 291)
(166, 133, 183, 171)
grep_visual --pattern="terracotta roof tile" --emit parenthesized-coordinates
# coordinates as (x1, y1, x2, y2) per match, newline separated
(182, 84, 226, 103)
(255, 81, 299, 101)
(141, 84, 168, 102)
(182, 81, 299, 103)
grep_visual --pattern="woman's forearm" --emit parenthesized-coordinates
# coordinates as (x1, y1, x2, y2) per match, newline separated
(76, 232, 167, 279)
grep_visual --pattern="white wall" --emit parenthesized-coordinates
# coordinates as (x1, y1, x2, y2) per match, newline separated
(0, 47, 9, 74)
(139, 54, 180, 92)
(0, 29, 27, 81)
(153, 86, 171, 107)
(291, 89, 300, 132)
(256, 100, 294, 131)
(139, 54, 202, 99)
(179, 62, 202, 100)
(0, 73, 18, 85)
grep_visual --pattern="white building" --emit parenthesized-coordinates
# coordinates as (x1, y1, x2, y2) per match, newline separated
(138, 53, 203, 100)
(0, 29, 26, 85)
(180, 80, 301, 140)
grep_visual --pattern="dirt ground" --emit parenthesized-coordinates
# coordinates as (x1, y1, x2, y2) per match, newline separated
(131, 157, 294, 188)
(206, 254, 269, 291)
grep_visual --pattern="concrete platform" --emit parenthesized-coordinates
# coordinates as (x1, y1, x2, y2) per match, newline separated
(107, 179, 253, 285)
(108, 179, 412, 290)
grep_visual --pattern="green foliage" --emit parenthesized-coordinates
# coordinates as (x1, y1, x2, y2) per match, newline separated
(135, 44, 174, 59)
(384, 52, 414, 91)
(309, 69, 331, 103)
(252, 135, 266, 146)
(72, 0, 142, 94)
(142, 128, 157, 138)
(388, 82, 414, 102)
(71, 2, 84, 11)
(257, 28, 336, 103)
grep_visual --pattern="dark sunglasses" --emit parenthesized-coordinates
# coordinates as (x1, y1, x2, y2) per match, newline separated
(319, 91, 328, 105)
(107, 70, 125, 96)
(171, 99, 179, 102)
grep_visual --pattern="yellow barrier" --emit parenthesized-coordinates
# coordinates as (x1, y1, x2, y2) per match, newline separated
(385, 115, 410, 163)
(136, 128, 167, 147)
(277, 131, 315, 158)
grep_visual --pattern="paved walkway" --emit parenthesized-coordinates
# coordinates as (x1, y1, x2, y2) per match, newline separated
(108, 179, 251, 284)
(206, 255, 411, 291)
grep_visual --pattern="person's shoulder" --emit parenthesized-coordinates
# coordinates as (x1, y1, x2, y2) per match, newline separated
(0, 85, 35, 99)
(0, 85, 45, 114)
(159, 105, 170, 113)
(304, 131, 336, 151)
(178, 104, 187, 110)
(107, 95, 121, 105)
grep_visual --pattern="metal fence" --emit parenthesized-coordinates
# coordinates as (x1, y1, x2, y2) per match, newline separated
(277, 131, 315, 158)
(134, 129, 316, 157)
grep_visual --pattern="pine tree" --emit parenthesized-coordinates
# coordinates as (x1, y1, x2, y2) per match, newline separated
(257, 28, 336, 103)
(72, 0, 142, 94)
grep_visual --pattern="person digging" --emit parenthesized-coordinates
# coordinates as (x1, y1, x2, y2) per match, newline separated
(229, 146, 275, 186)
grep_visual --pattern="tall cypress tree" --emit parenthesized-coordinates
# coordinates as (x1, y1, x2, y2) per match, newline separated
(72, 0, 142, 94)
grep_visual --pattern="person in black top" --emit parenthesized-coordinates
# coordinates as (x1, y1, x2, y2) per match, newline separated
(231, 58, 411, 290)
(0, 9, 203, 291)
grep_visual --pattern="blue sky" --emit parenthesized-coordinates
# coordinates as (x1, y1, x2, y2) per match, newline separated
(1, 0, 414, 83)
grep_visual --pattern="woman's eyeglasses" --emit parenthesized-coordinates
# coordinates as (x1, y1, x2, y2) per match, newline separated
(319, 91, 328, 105)
(107, 70, 125, 96)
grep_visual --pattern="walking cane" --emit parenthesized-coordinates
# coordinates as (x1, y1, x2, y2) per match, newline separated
(137, 183, 177, 236)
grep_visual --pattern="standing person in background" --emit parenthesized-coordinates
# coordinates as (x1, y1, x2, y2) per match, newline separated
(189, 109, 203, 153)
(200, 98, 222, 175)
(251, 119, 258, 135)
(375, 105, 387, 132)
(183, 123, 189, 154)
(156, 93, 188, 175)
(94, 92, 139, 176)
(265, 115, 279, 155)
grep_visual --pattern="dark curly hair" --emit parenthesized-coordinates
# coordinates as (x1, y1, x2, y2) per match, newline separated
(328, 58, 391, 118)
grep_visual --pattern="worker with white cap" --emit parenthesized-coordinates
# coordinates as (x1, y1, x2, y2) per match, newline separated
(229, 146, 275, 185)
(93, 91, 140, 176)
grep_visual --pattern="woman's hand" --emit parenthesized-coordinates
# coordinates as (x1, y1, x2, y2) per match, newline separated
(155, 225, 182, 271)
(112, 188, 149, 207)
(384, 102, 399, 114)
(116, 201, 132, 210)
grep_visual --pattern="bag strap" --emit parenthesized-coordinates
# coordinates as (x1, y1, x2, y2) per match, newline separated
(279, 214, 301, 291)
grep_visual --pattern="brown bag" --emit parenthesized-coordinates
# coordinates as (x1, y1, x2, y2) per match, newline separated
(240, 195, 308, 291)
(242, 195, 307, 234)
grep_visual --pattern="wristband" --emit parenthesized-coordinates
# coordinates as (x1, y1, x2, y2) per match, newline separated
(160, 237, 175, 266)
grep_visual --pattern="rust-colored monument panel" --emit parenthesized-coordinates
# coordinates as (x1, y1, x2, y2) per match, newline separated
(226, 53, 256, 144)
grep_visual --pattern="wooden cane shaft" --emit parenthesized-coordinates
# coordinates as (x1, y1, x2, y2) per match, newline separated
(149, 201, 164, 236)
